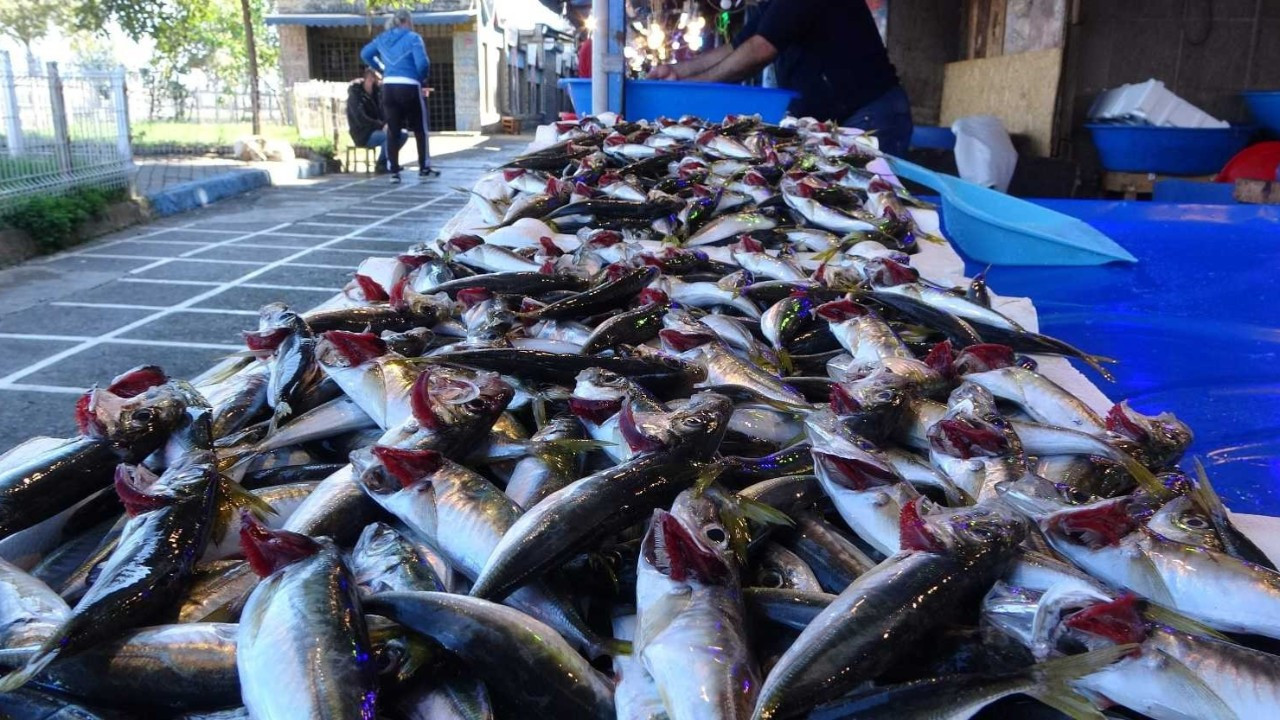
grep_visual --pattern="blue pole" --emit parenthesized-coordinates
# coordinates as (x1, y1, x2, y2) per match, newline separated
(607, 0, 624, 114)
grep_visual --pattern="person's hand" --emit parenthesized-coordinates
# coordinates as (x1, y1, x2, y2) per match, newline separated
(383, 124, 389, 133)
(647, 64, 680, 81)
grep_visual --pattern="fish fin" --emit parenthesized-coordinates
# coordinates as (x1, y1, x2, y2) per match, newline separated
(535, 438, 614, 454)
(1130, 541, 1176, 607)
(213, 475, 275, 546)
(532, 393, 548, 430)
(1142, 602, 1230, 641)
(1147, 648, 1240, 720)
(810, 244, 842, 264)
(1190, 457, 1277, 569)
(595, 637, 634, 658)
(774, 348, 793, 375)
(735, 495, 795, 528)
(1116, 453, 1173, 503)
(692, 462, 725, 496)
(0, 645, 59, 692)
(1189, 457, 1229, 519)
(1026, 645, 1137, 720)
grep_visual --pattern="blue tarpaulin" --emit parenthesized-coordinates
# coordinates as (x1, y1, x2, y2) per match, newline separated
(952, 200, 1280, 514)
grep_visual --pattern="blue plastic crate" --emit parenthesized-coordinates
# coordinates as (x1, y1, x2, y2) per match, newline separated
(910, 125, 956, 150)
(1086, 123, 1256, 175)
(559, 78, 796, 123)
(1244, 91, 1280, 135)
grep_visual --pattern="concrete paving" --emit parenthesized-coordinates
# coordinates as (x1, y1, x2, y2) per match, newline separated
(0, 134, 532, 452)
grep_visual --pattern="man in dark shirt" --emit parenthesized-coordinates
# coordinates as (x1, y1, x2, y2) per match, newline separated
(648, 0, 912, 155)
(346, 67, 408, 172)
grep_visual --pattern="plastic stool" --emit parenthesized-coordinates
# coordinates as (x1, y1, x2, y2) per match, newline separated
(344, 145, 377, 174)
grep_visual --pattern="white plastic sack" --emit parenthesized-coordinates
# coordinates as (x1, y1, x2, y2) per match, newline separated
(951, 115, 1017, 192)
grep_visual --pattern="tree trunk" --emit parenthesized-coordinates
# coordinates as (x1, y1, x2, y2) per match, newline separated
(239, 0, 261, 135)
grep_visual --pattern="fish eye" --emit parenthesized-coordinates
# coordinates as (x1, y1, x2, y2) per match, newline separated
(758, 569, 784, 588)
(1182, 515, 1210, 530)
(704, 525, 727, 545)
(132, 408, 154, 424)
(464, 399, 488, 412)
(1067, 488, 1091, 504)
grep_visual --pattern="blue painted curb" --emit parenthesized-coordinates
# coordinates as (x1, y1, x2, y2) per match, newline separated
(146, 169, 272, 218)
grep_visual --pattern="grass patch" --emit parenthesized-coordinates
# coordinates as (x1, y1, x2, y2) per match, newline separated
(2, 186, 129, 253)
(132, 122, 336, 160)
(132, 121, 300, 148)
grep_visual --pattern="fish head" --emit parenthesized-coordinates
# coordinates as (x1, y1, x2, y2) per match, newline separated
(1043, 497, 1139, 550)
(618, 397, 671, 453)
(1105, 401, 1194, 467)
(1059, 593, 1147, 652)
(568, 368, 631, 424)
(79, 377, 189, 458)
(981, 581, 1121, 660)
(804, 409, 901, 491)
(995, 473, 1076, 520)
(1145, 494, 1222, 552)
(240, 510, 322, 577)
(953, 344, 1017, 375)
(352, 445, 444, 495)
(352, 521, 405, 565)
(666, 392, 733, 450)
(316, 331, 388, 368)
(368, 617, 437, 685)
(409, 365, 514, 436)
(928, 415, 1017, 459)
(243, 302, 307, 352)
(829, 366, 910, 439)
(861, 257, 919, 287)
(900, 499, 1027, 558)
(643, 502, 735, 586)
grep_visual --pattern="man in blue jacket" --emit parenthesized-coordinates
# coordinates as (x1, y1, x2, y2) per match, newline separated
(361, 9, 437, 183)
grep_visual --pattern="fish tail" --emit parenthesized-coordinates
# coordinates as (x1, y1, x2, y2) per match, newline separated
(1027, 644, 1137, 720)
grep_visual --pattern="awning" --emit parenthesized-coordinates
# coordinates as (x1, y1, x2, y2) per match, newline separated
(265, 10, 478, 27)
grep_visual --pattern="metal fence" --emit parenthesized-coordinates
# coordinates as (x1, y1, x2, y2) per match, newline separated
(128, 83, 291, 126)
(0, 52, 133, 208)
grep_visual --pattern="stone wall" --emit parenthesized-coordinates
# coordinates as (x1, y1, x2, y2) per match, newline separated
(453, 30, 482, 131)
(279, 25, 311, 87)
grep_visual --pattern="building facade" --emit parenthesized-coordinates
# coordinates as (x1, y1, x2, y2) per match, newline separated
(268, 0, 575, 133)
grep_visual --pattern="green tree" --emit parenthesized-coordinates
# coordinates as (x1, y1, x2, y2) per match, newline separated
(75, 0, 279, 129)
(0, 0, 69, 71)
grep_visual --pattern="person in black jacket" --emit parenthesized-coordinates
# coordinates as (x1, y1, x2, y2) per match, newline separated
(649, 0, 912, 156)
(346, 67, 407, 172)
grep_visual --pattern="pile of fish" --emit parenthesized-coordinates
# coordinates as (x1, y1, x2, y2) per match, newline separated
(0, 112, 1278, 720)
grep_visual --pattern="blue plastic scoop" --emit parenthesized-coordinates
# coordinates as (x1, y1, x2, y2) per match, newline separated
(889, 157, 1138, 266)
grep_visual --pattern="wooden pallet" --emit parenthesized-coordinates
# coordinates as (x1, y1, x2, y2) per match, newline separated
(1102, 171, 1216, 200)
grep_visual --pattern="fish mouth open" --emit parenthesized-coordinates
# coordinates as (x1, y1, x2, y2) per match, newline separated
(1046, 498, 1139, 549)
(929, 416, 1012, 458)
(813, 450, 897, 491)
(643, 509, 730, 584)
(317, 331, 388, 368)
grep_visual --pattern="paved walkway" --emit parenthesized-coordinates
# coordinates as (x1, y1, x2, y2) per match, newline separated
(133, 157, 266, 197)
(0, 134, 531, 451)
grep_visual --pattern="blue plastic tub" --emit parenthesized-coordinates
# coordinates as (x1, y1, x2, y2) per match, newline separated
(1244, 91, 1280, 135)
(910, 125, 956, 150)
(1086, 123, 1256, 175)
(559, 78, 797, 123)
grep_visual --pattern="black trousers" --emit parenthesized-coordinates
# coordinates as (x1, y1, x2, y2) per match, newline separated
(381, 83, 432, 172)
